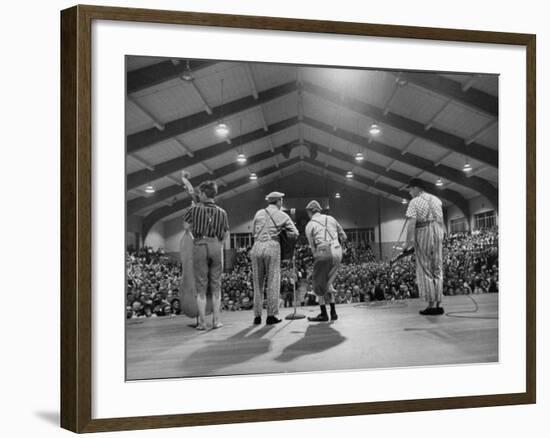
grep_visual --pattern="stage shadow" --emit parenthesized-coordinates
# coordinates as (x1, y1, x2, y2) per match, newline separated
(274, 323, 346, 363)
(182, 325, 274, 374)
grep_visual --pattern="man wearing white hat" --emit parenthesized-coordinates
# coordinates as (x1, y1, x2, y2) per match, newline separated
(250, 192, 299, 325)
(305, 200, 347, 322)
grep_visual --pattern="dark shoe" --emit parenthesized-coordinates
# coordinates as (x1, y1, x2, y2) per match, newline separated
(253, 316, 262, 325)
(419, 307, 438, 315)
(330, 311, 338, 321)
(435, 307, 445, 315)
(266, 316, 282, 325)
(308, 313, 329, 322)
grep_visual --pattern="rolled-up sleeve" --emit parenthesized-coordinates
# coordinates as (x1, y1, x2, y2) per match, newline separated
(405, 201, 417, 219)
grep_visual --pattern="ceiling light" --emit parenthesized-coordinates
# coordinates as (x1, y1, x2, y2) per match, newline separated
(181, 60, 193, 81)
(249, 172, 258, 181)
(236, 153, 247, 164)
(346, 171, 354, 179)
(215, 122, 229, 138)
(335, 192, 341, 199)
(369, 123, 381, 135)
(463, 162, 472, 172)
(436, 178, 443, 187)
(355, 152, 365, 162)
(144, 184, 155, 194)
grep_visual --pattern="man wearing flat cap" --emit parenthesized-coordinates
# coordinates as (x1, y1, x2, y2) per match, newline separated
(250, 192, 299, 325)
(305, 200, 347, 322)
(404, 178, 446, 315)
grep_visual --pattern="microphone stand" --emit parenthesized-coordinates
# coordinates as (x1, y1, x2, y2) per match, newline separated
(285, 252, 305, 320)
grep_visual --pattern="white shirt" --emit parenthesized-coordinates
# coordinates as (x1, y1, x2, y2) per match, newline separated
(305, 213, 346, 251)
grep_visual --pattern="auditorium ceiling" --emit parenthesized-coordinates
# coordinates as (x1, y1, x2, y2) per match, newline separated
(125, 57, 499, 232)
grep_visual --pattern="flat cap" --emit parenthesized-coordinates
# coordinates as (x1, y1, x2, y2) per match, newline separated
(405, 178, 426, 190)
(265, 191, 285, 201)
(305, 200, 322, 212)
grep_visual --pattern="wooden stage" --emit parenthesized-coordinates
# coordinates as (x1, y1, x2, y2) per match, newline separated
(126, 294, 498, 381)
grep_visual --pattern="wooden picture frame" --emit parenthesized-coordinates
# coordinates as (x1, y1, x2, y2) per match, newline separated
(60, 4, 536, 433)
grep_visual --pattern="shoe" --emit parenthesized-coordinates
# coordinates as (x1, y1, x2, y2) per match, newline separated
(419, 307, 438, 316)
(253, 316, 262, 325)
(266, 316, 282, 325)
(212, 322, 223, 329)
(435, 307, 445, 315)
(308, 313, 329, 322)
(330, 311, 338, 321)
(195, 324, 206, 331)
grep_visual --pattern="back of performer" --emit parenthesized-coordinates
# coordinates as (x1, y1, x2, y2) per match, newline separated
(182, 180, 229, 330)
(305, 200, 347, 322)
(404, 178, 445, 315)
(250, 192, 299, 325)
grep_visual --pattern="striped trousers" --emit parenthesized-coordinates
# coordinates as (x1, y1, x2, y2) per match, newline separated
(250, 240, 281, 317)
(414, 222, 444, 302)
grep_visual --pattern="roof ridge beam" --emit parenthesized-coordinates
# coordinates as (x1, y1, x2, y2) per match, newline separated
(303, 116, 498, 208)
(302, 80, 498, 168)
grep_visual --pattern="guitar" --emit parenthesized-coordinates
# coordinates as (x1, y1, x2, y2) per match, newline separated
(390, 245, 415, 267)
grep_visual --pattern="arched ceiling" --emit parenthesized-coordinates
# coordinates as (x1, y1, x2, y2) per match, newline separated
(125, 57, 499, 236)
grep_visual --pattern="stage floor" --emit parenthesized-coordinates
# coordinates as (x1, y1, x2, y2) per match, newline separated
(126, 294, 499, 380)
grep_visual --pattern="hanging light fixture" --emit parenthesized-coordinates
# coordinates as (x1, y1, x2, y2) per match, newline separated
(235, 120, 246, 163)
(215, 78, 230, 138)
(237, 153, 247, 164)
(346, 171, 354, 179)
(463, 161, 473, 172)
(215, 122, 229, 137)
(181, 60, 193, 81)
(335, 192, 341, 199)
(355, 151, 365, 162)
(144, 184, 155, 194)
(436, 177, 444, 187)
(249, 172, 258, 181)
(369, 122, 381, 135)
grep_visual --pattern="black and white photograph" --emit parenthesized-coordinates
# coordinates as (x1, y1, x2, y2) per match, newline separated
(125, 57, 499, 380)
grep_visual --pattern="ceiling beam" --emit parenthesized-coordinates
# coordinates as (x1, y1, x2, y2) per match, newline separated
(302, 80, 498, 168)
(127, 59, 217, 94)
(303, 116, 498, 208)
(244, 64, 259, 100)
(303, 157, 407, 201)
(306, 140, 470, 218)
(128, 141, 296, 215)
(141, 157, 301, 237)
(127, 116, 298, 190)
(188, 81, 213, 114)
(395, 72, 498, 117)
(127, 96, 165, 131)
(127, 81, 298, 154)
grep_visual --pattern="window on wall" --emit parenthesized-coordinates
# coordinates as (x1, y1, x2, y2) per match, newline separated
(450, 217, 468, 234)
(343, 228, 375, 246)
(474, 210, 497, 230)
(230, 233, 254, 249)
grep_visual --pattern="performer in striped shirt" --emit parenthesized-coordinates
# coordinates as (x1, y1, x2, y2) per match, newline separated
(404, 178, 446, 316)
(183, 180, 229, 330)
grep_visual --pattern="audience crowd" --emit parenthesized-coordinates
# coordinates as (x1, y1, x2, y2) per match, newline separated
(126, 228, 498, 318)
